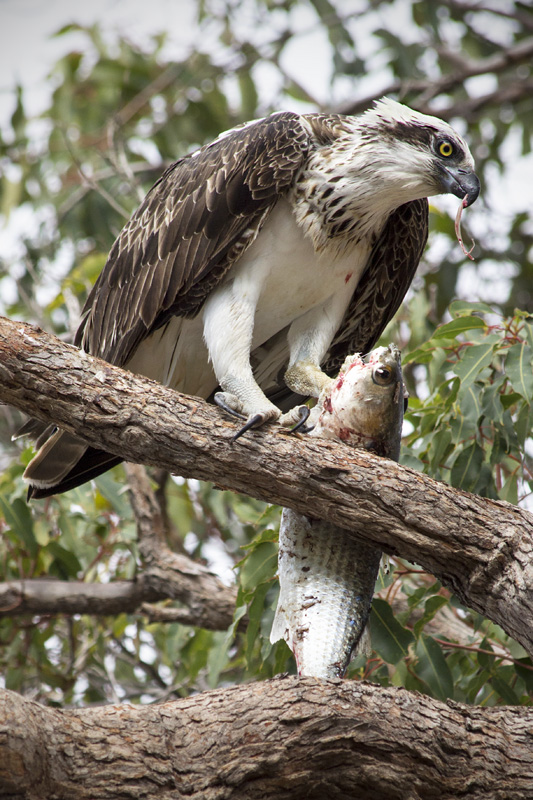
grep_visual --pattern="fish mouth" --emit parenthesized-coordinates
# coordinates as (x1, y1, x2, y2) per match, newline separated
(439, 165, 480, 207)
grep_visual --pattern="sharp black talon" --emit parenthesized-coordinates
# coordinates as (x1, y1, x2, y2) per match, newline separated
(290, 406, 311, 434)
(232, 413, 264, 442)
(214, 394, 245, 420)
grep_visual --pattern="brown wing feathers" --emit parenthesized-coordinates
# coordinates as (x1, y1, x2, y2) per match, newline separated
(76, 112, 312, 368)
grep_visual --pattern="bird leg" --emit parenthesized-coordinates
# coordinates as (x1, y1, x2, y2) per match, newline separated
(203, 279, 288, 436)
(284, 360, 334, 399)
(203, 275, 340, 438)
(215, 391, 311, 439)
(282, 362, 336, 431)
(283, 292, 347, 418)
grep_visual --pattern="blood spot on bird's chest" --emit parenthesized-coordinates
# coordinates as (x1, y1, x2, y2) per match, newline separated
(230, 199, 372, 340)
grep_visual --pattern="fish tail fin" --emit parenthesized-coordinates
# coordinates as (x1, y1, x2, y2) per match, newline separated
(270, 601, 288, 645)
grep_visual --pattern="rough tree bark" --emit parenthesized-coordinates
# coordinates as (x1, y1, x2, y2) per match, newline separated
(1, 316, 532, 652)
(1, 315, 533, 799)
(2, 677, 533, 800)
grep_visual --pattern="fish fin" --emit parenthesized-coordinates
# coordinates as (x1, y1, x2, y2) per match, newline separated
(353, 623, 372, 658)
(270, 601, 288, 645)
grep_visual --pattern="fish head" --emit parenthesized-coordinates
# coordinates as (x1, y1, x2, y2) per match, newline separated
(313, 344, 405, 460)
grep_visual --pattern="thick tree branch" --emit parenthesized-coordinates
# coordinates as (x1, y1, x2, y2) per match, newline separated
(1, 678, 533, 800)
(0, 569, 236, 630)
(1, 316, 533, 655)
(0, 577, 156, 616)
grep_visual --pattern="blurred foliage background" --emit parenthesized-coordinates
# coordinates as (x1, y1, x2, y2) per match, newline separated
(1, 0, 533, 708)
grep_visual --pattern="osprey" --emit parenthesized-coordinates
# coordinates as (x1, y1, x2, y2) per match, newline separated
(22, 98, 479, 498)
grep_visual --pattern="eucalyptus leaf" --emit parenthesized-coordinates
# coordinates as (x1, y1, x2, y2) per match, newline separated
(415, 635, 454, 700)
(0, 496, 38, 558)
(432, 316, 487, 340)
(370, 598, 414, 665)
(450, 443, 484, 491)
(239, 541, 278, 592)
(505, 342, 533, 399)
(452, 342, 497, 389)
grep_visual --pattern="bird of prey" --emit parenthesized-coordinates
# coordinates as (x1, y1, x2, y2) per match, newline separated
(22, 98, 479, 498)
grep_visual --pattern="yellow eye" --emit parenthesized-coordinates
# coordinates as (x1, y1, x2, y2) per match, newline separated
(439, 141, 454, 157)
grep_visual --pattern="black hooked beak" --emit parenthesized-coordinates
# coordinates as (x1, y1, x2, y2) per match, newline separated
(440, 165, 480, 207)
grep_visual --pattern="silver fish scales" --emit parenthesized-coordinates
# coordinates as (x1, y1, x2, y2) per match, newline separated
(270, 345, 405, 678)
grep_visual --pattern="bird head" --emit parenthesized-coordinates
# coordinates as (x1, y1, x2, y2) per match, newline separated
(354, 98, 480, 208)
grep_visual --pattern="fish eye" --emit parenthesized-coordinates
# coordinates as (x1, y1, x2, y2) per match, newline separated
(372, 365, 392, 385)
(438, 140, 454, 158)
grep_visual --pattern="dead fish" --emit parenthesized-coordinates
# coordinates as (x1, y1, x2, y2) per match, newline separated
(270, 344, 405, 678)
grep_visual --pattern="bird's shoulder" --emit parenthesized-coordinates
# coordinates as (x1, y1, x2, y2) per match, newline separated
(76, 111, 329, 364)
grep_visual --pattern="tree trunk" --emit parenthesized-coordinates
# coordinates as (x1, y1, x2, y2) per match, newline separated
(1, 678, 532, 800)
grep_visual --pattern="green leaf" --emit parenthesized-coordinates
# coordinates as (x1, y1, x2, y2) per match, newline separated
(180, 628, 213, 681)
(449, 300, 497, 318)
(245, 582, 271, 665)
(452, 342, 496, 389)
(415, 635, 454, 700)
(413, 595, 449, 638)
(505, 342, 533, 399)
(460, 382, 484, 423)
(448, 410, 477, 448)
(477, 638, 495, 671)
(514, 659, 533, 693)
(521, 321, 533, 351)
(490, 674, 519, 705)
(481, 376, 506, 423)
(369, 598, 414, 664)
(450, 443, 483, 491)
(0, 496, 38, 558)
(93, 471, 131, 519)
(239, 541, 278, 592)
(432, 315, 487, 340)
(406, 581, 441, 610)
(498, 472, 519, 505)
(402, 344, 435, 365)
(206, 630, 232, 689)
(427, 428, 453, 473)
(53, 22, 86, 37)
(46, 541, 82, 578)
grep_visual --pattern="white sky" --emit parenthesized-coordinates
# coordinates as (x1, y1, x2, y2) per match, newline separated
(0, 0, 199, 122)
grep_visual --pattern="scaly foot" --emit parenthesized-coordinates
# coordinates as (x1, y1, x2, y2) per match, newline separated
(214, 391, 281, 440)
